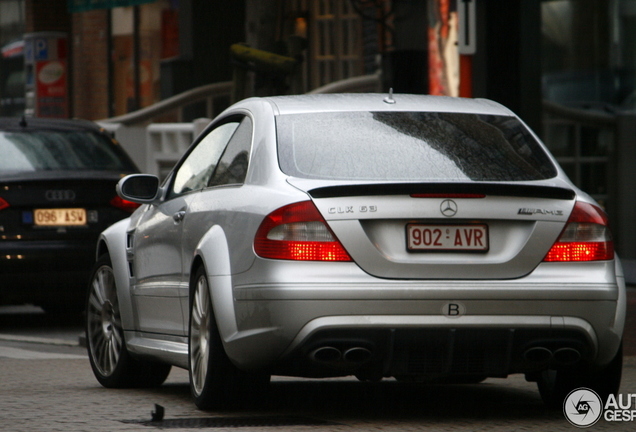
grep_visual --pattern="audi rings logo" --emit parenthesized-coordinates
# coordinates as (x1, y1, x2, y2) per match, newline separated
(440, 199, 458, 217)
(564, 388, 603, 428)
(45, 190, 76, 201)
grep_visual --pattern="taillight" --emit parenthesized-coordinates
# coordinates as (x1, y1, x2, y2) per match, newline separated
(0, 197, 9, 211)
(110, 196, 141, 213)
(543, 201, 614, 262)
(254, 201, 352, 261)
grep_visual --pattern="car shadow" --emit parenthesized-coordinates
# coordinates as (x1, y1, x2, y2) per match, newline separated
(139, 376, 561, 424)
(261, 379, 558, 422)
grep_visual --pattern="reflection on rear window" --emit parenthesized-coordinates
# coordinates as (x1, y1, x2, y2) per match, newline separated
(276, 112, 557, 181)
(0, 130, 136, 173)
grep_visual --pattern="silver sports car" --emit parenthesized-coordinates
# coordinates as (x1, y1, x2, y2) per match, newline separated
(86, 94, 625, 410)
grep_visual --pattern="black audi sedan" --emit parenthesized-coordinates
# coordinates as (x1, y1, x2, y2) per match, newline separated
(0, 117, 139, 313)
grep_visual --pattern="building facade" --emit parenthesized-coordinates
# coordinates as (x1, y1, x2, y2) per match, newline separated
(0, 0, 635, 267)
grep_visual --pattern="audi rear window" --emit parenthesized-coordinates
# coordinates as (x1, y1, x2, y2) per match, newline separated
(276, 111, 557, 181)
(0, 130, 137, 173)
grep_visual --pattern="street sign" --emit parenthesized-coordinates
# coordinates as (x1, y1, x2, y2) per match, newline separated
(23, 33, 69, 118)
(458, 0, 477, 55)
(34, 38, 48, 61)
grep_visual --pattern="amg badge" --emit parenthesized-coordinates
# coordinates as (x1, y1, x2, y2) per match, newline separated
(518, 208, 564, 216)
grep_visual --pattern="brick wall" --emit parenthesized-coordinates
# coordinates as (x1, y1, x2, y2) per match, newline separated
(25, 0, 109, 120)
(71, 10, 109, 120)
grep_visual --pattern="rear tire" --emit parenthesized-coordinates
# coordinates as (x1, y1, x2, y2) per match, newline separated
(188, 266, 269, 410)
(86, 254, 171, 388)
(537, 342, 623, 408)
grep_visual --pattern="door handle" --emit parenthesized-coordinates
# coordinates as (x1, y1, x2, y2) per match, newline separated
(173, 210, 186, 222)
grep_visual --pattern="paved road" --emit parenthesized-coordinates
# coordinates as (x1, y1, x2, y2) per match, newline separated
(1, 347, 636, 432)
(1, 289, 636, 432)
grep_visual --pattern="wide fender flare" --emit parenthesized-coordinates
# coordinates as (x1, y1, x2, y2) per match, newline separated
(595, 255, 627, 365)
(613, 256, 627, 340)
(194, 225, 239, 345)
(97, 218, 135, 331)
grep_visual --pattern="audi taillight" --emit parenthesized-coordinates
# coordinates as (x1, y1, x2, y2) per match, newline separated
(543, 201, 614, 262)
(110, 196, 141, 213)
(254, 201, 352, 261)
(0, 197, 9, 211)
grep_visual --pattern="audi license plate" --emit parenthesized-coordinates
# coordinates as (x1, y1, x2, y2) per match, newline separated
(34, 208, 87, 227)
(407, 224, 489, 252)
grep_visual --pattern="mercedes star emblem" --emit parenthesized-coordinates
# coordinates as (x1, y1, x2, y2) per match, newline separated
(440, 199, 458, 217)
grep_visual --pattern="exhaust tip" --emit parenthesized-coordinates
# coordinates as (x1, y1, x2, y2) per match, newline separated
(553, 347, 581, 365)
(310, 346, 341, 362)
(343, 347, 372, 363)
(524, 346, 553, 363)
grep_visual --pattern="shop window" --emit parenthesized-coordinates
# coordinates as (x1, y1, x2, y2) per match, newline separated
(541, 0, 636, 207)
(285, 0, 364, 91)
(0, 0, 26, 116)
(312, 0, 362, 88)
(111, 0, 178, 115)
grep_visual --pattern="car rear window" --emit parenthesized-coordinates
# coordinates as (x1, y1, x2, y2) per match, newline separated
(0, 130, 137, 173)
(276, 111, 557, 181)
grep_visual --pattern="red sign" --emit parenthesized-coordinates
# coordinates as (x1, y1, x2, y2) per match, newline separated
(35, 60, 68, 118)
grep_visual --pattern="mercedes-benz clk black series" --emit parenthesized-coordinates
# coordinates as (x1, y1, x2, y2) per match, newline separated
(85, 94, 625, 410)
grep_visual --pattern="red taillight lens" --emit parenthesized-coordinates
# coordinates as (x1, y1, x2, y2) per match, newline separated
(0, 197, 9, 211)
(110, 196, 141, 213)
(254, 201, 352, 261)
(543, 202, 614, 262)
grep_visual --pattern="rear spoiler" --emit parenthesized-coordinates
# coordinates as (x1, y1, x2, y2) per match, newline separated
(308, 183, 576, 200)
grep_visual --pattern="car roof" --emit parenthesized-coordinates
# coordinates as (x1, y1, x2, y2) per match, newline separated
(259, 93, 516, 116)
(0, 116, 104, 133)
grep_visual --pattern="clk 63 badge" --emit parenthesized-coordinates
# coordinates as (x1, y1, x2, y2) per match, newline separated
(328, 206, 377, 214)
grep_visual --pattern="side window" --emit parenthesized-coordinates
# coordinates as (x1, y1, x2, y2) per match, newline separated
(208, 116, 253, 187)
(170, 121, 240, 197)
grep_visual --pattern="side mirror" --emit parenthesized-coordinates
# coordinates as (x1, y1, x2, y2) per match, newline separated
(117, 174, 160, 204)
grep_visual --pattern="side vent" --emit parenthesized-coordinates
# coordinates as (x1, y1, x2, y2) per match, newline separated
(126, 233, 135, 277)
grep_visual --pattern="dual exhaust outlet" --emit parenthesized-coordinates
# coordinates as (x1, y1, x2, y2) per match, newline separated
(310, 346, 372, 364)
(311, 344, 581, 367)
(523, 346, 582, 365)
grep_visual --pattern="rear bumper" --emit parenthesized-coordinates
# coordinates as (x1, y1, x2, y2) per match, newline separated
(1, 240, 96, 306)
(272, 318, 598, 379)
(224, 260, 625, 377)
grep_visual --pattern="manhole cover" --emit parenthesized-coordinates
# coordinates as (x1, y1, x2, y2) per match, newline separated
(122, 415, 338, 429)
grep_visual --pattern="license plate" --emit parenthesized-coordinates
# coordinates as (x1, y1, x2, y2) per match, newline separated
(407, 224, 489, 252)
(34, 208, 87, 227)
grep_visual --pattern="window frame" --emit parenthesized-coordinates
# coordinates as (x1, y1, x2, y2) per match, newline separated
(206, 116, 253, 189)
(166, 115, 245, 200)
